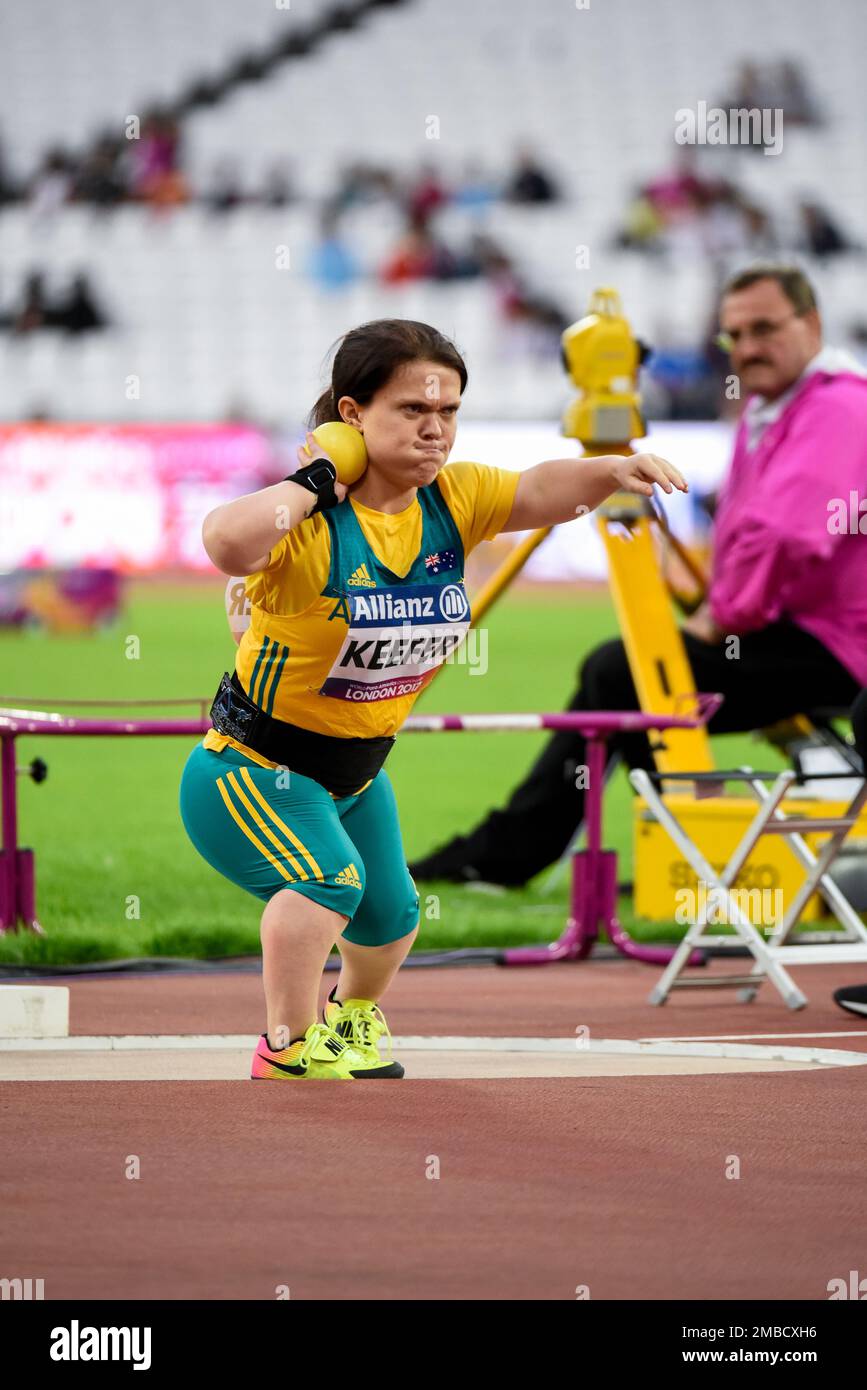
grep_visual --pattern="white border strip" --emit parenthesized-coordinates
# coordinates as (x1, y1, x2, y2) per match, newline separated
(644, 1030, 867, 1042)
(1, 1033, 865, 1068)
(0, 1034, 253, 1052)
(393, 1035, 867, 1067)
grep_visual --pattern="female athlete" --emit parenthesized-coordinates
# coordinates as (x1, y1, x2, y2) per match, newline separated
(179, 318, 686, 1081)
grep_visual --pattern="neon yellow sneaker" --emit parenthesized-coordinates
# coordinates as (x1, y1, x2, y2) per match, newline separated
(250, 1022, 358, 1080)
(323, 989, 404, 1078)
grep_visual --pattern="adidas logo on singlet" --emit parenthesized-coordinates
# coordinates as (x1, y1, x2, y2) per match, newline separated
(334, 862, 363, 889)
(347, 563, 376, 588)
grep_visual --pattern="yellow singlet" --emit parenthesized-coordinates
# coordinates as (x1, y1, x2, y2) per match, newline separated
(203, 461, 519, 768)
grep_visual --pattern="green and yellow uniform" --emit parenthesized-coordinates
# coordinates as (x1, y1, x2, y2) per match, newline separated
(179, 461, 518, 942)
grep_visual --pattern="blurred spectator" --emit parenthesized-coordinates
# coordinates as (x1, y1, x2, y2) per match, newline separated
(616, 156, 779, 261)
(29, 149, 74, 220)
(617, 187, 666, 251)
(405, 163, 448, 222)
(726, 60, 773, 111)
(54, 274, 108, 334)
(740, 200, 778, 255)
(206, 158, 245, 214)
(130, 110, 183, 202)
(849, 322, 867, 370)
(618, 153, 715, 252)
(475, 238, 525, 312)
(332, 160, 397, 213)
(724, 58, 820, 130)
(452, 160, 498, 212)
(0, 132, 14, 206)
(644, 151, 711, 215)
(12, 273, 56, 335)
(262, 160, 295, 208)
(379, 211, 487, 285)
(308, 209, 361, 290)
(3, 271, 109, 336)
(777, 59, 821, 125)
(693, 184, 754, 257)
(147, 166, 189, 208)
(380, 216, 442, 283)
(72, 136, 126, 206)
(798, 201, 855, 259)
(506, 145, 559, 204)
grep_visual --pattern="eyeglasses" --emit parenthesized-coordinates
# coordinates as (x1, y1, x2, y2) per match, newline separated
(714, 311, 803, 354)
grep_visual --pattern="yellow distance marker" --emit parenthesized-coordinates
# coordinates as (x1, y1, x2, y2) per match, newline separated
(305, 422, 368, 484)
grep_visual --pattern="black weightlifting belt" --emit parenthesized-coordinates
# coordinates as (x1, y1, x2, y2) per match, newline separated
(209, 671, 395, 798)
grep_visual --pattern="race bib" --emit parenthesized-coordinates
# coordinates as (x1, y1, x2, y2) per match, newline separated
(321, 582, 471, 703)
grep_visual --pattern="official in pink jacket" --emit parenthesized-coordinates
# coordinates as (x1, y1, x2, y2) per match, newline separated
(414, 263, 867, 886)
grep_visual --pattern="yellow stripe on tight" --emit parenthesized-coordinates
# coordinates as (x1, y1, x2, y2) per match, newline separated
(224, 771, 310, 881)
(237, 766, 324, 881)
(215, 779, 295, 883)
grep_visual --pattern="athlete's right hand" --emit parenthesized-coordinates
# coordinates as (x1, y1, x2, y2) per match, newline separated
(297, 434, 349, 506)
(610, 452, 687, 498)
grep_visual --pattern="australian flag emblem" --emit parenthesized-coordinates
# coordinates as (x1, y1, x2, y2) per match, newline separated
(424, 548, 457, 575)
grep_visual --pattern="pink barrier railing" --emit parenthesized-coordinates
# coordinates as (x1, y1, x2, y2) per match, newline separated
(0, 695, 722, 965)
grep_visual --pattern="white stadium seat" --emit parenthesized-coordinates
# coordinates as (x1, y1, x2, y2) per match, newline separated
(0, 0, 865, 422)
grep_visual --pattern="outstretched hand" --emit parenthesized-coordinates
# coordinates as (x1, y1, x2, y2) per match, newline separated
(611, 453, 688, 498)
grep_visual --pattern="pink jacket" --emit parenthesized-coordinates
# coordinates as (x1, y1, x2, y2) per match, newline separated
(709, 370, 867, 685)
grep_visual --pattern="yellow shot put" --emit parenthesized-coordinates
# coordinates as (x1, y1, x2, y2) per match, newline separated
(304, 421, 368, 484)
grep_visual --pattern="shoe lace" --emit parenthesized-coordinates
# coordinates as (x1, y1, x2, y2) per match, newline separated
(342, 1004, 393, 1060)
(298, 1022, 345, 1069)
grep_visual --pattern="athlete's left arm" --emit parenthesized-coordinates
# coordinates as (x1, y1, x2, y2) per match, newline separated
(501, 453, 688, 531)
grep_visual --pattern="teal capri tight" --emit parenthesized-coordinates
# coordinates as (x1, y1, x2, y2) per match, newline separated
(179, 742, 419, 946)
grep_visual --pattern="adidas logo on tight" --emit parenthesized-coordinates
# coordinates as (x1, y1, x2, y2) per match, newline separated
(334, 862, 362, 889)
(347, 563, 375, 588)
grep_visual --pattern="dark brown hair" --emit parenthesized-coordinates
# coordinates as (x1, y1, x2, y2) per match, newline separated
(722, 262, 818, 314)
(309, 318, 468, 427)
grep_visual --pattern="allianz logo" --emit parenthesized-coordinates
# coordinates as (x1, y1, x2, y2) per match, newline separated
(439, 584, 469, 621)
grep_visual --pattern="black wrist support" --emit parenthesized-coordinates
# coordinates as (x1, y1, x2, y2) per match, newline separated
(285, 459, 339, 514)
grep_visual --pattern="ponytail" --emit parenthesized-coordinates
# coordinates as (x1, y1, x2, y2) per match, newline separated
(310, 387, 340, 428)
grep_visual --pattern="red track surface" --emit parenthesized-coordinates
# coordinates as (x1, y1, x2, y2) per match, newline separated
(3, 959, 867, 1300)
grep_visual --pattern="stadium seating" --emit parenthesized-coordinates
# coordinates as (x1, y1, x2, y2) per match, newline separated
(0, 0, 864, 422)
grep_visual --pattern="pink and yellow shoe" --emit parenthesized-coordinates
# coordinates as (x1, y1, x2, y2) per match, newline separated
(323, 989, 404, 1078)
(250, 1022, 358, 1080)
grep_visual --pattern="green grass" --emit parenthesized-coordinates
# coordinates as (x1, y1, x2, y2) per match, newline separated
(0, 580, 781, 964)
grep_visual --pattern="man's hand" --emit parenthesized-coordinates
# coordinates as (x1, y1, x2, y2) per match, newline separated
(681, 601, 725, 644)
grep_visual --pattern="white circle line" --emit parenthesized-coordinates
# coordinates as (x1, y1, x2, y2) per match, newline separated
(1, 1034, 866, 1068)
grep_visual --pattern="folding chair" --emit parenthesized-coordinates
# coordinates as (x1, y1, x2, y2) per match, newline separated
(630, 766, 867, 1009)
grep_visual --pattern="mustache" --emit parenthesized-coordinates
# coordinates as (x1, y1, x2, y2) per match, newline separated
(741, 358, 772, 369)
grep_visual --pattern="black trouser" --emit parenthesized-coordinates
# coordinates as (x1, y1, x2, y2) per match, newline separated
(458, 621, 861, 884)
(852, 687, 867, 768)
